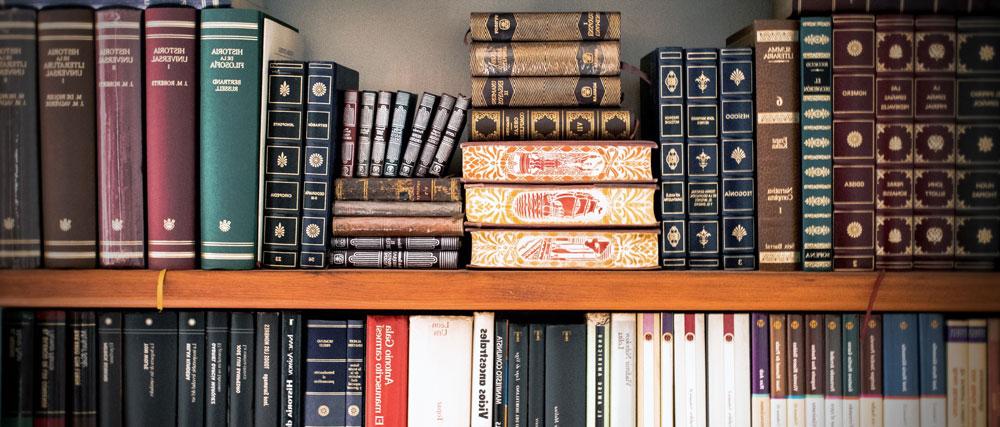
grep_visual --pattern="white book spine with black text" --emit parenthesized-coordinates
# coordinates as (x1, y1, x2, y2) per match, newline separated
(407, 315, 473, 427)
(470, 312, 495, 427)
(675, 313, 706, 427)
(637, 313, 660, 427)
(967, 319, 987, 427)
(709, 314, 751, 427)
(611, 313, 637, 427)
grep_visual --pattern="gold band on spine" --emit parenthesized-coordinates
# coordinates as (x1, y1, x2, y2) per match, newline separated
(157, 269, 166, 312)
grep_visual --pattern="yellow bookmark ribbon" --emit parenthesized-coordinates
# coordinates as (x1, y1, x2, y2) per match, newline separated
(156, 269, 167, 312)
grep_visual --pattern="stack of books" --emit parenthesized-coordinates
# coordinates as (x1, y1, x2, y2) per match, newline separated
(464, 11, 660, 269)
(328, 177, 464, 269)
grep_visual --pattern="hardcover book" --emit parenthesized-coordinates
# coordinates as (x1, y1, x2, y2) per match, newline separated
(330, 236, 462, 251)
(38, 8, 98, 268)
(659, 314, 674, 427)
(145, 7, 198, 269)
(720, 47, 757, 270)
(124, 312, 178, 427)
(800, 17, 835, 271)
(636, 313, 660, 427)
(751, 313, 770, 427)
(96, 8, 145, 268)
(494, 317, 508, 427)
(398, 92, 437, 177)
(968, 319, 988, 426)
(365, 315, 408, 427)
(788, 314, 806, 427)
(469, 12, 621, 42)
(415, 94, 456, 177)
(354, 91, 377, 176)
(471, 312, 495, 427)
(469, 41, 620, 76)
(330, 250, 460, 269)
(461, 140, 655, 183)
(69, 312, 97, 427)
(469, 108, 634, 142)
(770, 314, 788, 427)
(528, 323, 546, 427)
(843, 314, 862, 427)
(254, 312, 281, 426)
(708, 314, 751, 427)
(471, 76, 622, 108)
(544, 323, 586, 427)
(428, 95, 470, 177)
(988, 318, 999, 427)
(675, 313, 707, 427)
(883, 314, 919, 427)
(609, 313, 636, 427)
(408, 316, 474, 427)
(205, 312, 229, 427)
(804, 314, 825, 427)
(346, 319, 364, 427)
(334, 178, 462, 202)
(332, 201, 463, 217)
(368, 91, 393, 177)
(341, 90, 359, 177)
(946, 319, 969, 427)
(508, 322, 528, 426)
(727, 20, 802, 270)
(685, 48, 722, 270)
(859, 315, 883, 427)
(178, 312, 205, 427)
(35, 310, 67, 427)
(280, 313, 303, 427)
(229, 312, 255, 427)
(464, 184, 657, 227)
(0, 8, 40, 269)
(773, 0, 1000, 17)
(262, 61, 306, 268)
(2, 311, 34, 427)
(330, 216, 463, 237)
(468, 229, 659, 269)
(825, 314, 843, 427)
(586, 313, 610, 427)
(304, 319, 348, 427)
(382, 91, 415, 177)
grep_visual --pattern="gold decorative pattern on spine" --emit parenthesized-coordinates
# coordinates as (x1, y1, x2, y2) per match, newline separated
(469, 229, 658, 269)
(471, 77, 622, 108)
(461, 142, 653, 183)
(469, 41, 620, 76)
(465, 184, 657, 227)
(469, 12, 621, 42)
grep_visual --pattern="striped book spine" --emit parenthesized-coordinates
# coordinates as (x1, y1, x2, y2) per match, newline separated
(720, 47, 756, 270)
(685, 48, 721, 270)
(801, 17, 835, 271)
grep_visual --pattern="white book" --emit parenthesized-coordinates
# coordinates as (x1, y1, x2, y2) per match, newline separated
(587, 313, 611, 427)
(610, 313, 637, 427)
(946, 319, 968, 427)
(470, 312, 495, 427)
(637, 313, 660, 427)
(407, 315, 473, 427)
(662, 313, 676, 427)
(675, 313, 706, 427)
(708, 314, 751, 427)
(859, 396, 882, 427)
(920, 314, 946, 427)
(967, 319, 987, 427)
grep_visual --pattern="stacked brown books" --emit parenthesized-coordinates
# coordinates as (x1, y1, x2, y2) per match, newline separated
(329, 178, 463, 269)
(465, 12, 659, 269)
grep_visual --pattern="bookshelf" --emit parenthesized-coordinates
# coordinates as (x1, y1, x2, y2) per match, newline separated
(0, 270, 997, 312)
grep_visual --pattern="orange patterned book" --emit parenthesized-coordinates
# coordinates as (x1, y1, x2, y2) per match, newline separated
(461, 140, 655, 183)
(464, 184, 658, 227)
(469, 229, 659, 269)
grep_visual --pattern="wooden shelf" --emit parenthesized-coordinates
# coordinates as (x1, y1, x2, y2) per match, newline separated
(0, 270, 997, 312)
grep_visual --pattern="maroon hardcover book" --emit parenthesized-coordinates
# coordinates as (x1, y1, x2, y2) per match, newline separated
(832, 14, 877, 271)
(145, 7, 198, 269)
(874, 15, 915, 270)
(38, 8, 98, 268)
(97, 8, 145, 268)
(340, 90, 359, 177)
(913, 15, 956, 269)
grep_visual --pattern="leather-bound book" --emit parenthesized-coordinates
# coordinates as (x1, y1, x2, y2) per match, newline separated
(428, 95, 470, 177)
(0, 8, 40, 269)
(330, 250, 460, 269)
(684, 48, 722, 270)
(414, 94, 455, 177)
(334, 177, 462, 202)
(330, 217, 464, 237)
(382, 91, 415, 177)
(69, 312, 97, 427)
(720, 47, 757, 270)
(471, 76, 621, 108)
(832, 14, 877, 271)
(97, 8, 145, 268)
(469, 41, 620, 76)
(340, 90, 359, 177)
(464, 184, 657, 228)
(177, 312, 205, 427)
(468, 229, 659, 269)
(261, 61, 305, 269)
(398, 92, 436, 177)
(461, 140, 655, 184)
(38, 8, 97, 268)
(913, 15, 957, 269)
(368, 91, 393, 177)
(354, 91, 377, 177)
(800, 17, 835, 271)
(469, 108, 634, 141)
(97, 312, 121, 427)
(468, 12, 621, 42)
(874, 15, 915, 270)
(145, 7, 198, 269)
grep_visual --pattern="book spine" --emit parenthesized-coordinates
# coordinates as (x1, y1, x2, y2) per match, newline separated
(919, 314, 946, 427)
(330, 236, 462, 251)
(415, 94, 456, 177)
(955, 17, 1000, 270)
(96, 8, 144, 268)
(859, 315, 883, 427)
(969, 319, 988, 426)
(751, 313, 771, 427)
(144, 7, 197, 269)
(334, 177, 463, 201)
(205, 312, 229, 427)
(595, 314, 610, 427)
(330, 249, 459, 269)
(469, 108, 634, 141)
(38, 8, 97, 268)
(506, 322, 528, 427)
(35, 310, 67, 427)
(280, 312, 303, 427)
(70, 312, 98, 427)
(229, 312, 255, 427)
(330, 216, 464, 237)
(874, 15, 916, 271)
(676, 313, 707, 427)
(382, 91, 414, 177)
(528, 323, 545, 427)
(340, 90, 359, 177)
(729, 20, 802, 270)
(825, 314, 843, 427)
(789, 314, 807, 427)
(0, 8, 40, 269)
(493, 317, 508, 427)
(254, 312, 280, 426)
(407, 316, 474, 425)
(990, 318, 1000, 427)
(720, 47, 757, 270)
(471, 312, 495, 427)
(770, 314, 788, 427)
(883, 314, 919, 427)
(428, 95, 471, 177)
(123, 312, 178, 426)
(636, 313, 660, 427)
(463, 184, 657, 227)
(332, 201, 463, 217)
(947, 319, 970, 427)
(708, 314, 730, 425)
(369, 91, 393, 177)
(472, 76, 621, 108)
(609, 313, 636, 427)
(843, 314, 861, 427)
(640, 47, 687, 269)
(913, 15, 957, 270)
(801, 17, 836, 271)
(832, 14, 877, 271)
(659, 313, 674, 427)
(199, 9, 263, 270)
(470, 41, 620, 76)
(398, 92, 436, 177)
(2, 311, 35, 427)
(468, 229, 660, 269)
(354, 91, 377, 177)
(461, 140, 655, 184)
(805, 315, 825, 427)
(544, 324, 586, 427)
(469, 12, 621, 42)
(686, 48, 721, 270)
(304, 319, 347, 427)
(178, 312, 205, 427)
(365, 315, 408, 427)
(262, 61, 305, 269)
(346, 319, 365, 427)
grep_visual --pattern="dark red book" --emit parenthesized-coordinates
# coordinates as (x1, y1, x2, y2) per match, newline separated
(913, 15, 957, 270)
(366, 315, 408, 427)
(832, 14, 877, 271)
(38, 8, 97, 268)
(97, 8, 145, 268)
(874, 15, 915, 270)
(144, 7, 198, 269)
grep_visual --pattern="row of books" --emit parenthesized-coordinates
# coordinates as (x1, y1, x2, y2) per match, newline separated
(4, 310, 998, 426)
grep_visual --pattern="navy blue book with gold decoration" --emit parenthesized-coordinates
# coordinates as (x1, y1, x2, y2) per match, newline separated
(346, 319, 365, 427)
(720, 47, 756, 270)
(304, 319, 348, 426)
(685, 48, 721, 269)
(262, 62, 306, 268)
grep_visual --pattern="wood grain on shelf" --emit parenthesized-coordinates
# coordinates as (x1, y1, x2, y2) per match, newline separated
(0, 270, 996, 312)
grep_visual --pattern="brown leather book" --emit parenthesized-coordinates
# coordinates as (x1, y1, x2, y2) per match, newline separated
(469, 41, 620, 76)
(331, 216, 464, 237)
(38, 8, 97, 268)
(331, 201, 463, 217)
(334, 178, 462, 202)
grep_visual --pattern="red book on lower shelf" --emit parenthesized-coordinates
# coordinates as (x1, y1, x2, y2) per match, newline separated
(366, 315, 408, 427)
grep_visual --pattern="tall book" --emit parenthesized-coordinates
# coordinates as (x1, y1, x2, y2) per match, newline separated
(859, 316, 882, 427)
(144, 7, 198, 269)
(471, 312, 495, 427)
(912, 16, 957, 269)
(751, 313, 771, 427)
(824, 314, 843, 427)
(586, 313, 610, 427)
(414, 94, 456, 177)
(35, 310, 67, 427)
(955, 17, 1000, 270)
(368, 91, 393, 177)
(427, 95, 470, 177)
(398, 92, 437, 177)
(640, 47, 687, 269)
(408, 316, 473, 427)
(789, 314, 807, 427)
(609, 313, 636, 427)
(684, 48, 722, 270)
(229, 312, 255, 427)
(720, 47, 757, 270)
(946, 319, 969, 427)
(96, 8, 144, 268)
(919, 314, 946, 427)
(770, 314, 788, 427)
(365, 315, 408, 427)
(38, 8, 97, 268)
(988, 318, 999, 427)
(0, 8, 40, 269)
(494, 316, 508, 427)
(346, 319, 364, 427)
(123, 312, 178, 427)
(254, 312, 280, 426)
(101, 313, 126, 427)
(340, 90, 359, 177)
(883, 314, 919, 427)
(544, 323, 586, 427)
(354, 91, 376, 176)
(280, 312, 303, 427)
(299, 61, 358, 268)
(843, 314, 861, 427)
(205, 312, 229, 427)
(261, 62, 305, 268)
(708, 314, 751, 427)
(969, 319, 988, 426)
(874, 15, 916, 270)
(727, 20, 802, 270)
(660, 314, 674, 427)
(801, 17, 835, 271)
(528, 323, 546, 427)
(804, 314, 825, 427)
(1, 310, 34, 427)
(304, 319, 348, 427)
(832, 14, 877, 271)
(636, 313, 659, 427)
(69, 312, 97, 426)
(381, 91, 414, 177)
(178, 312, 205, 427)
(675, 313, 707, 427)
(510, 322, 528, 427)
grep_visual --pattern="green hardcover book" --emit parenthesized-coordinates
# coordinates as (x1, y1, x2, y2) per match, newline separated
(800, 17, 834, 271)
